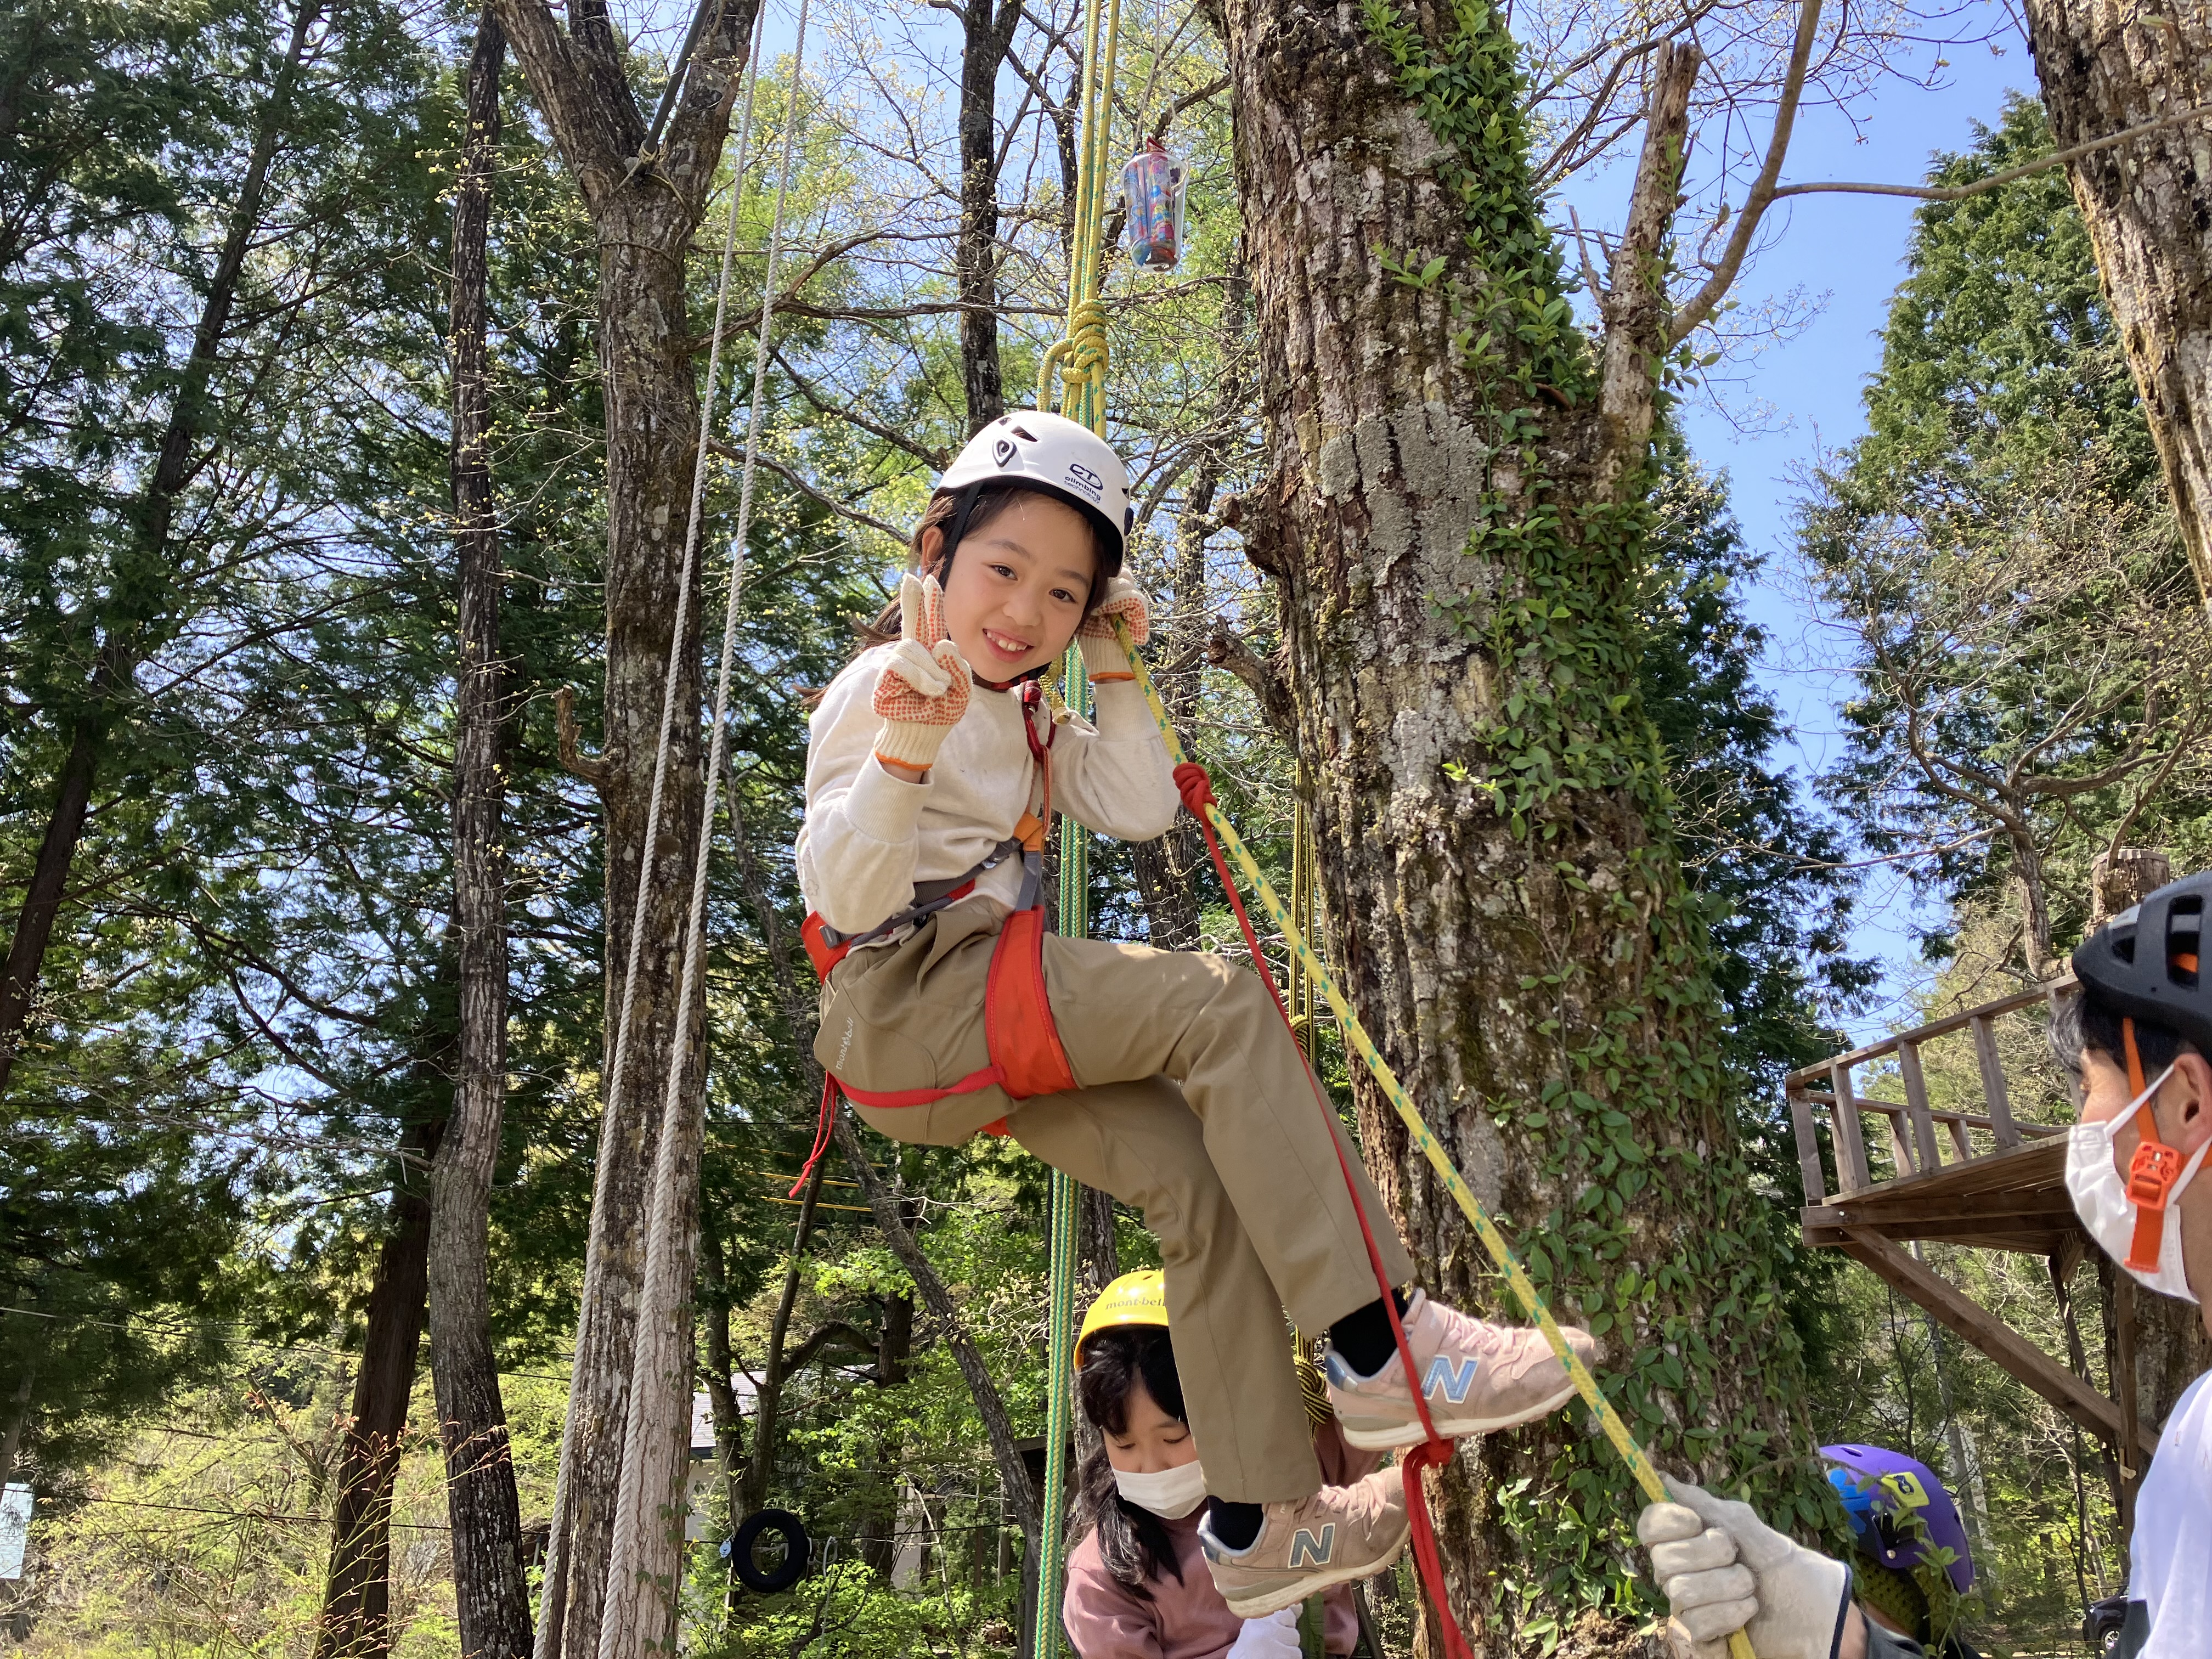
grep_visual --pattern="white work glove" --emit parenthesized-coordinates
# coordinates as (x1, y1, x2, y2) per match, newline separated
(870, 573, 970, 771)
(1074, 575, 1149, 682)
(1637, 1476, 1852, 1659)
(1223, 1605, 1301, 1658)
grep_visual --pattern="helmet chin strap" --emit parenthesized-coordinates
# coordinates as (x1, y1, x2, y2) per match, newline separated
(2121, 1017, 2186, 1272)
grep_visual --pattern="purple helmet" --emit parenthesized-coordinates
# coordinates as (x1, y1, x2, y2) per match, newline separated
(1820, 1443, 1974, 1594)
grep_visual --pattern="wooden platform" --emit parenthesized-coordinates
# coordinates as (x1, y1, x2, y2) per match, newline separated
(1799, 1136, 2076, 1256)
(1787, 977, 2157, 1466)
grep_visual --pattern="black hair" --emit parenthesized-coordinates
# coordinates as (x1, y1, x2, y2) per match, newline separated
(858, 482, 1113, 648)
(1071, 1324, 1188, 1600)
(2051, 982, 2192, 1076)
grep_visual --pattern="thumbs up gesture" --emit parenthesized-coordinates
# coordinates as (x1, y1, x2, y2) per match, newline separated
(871, 573, 971, 774)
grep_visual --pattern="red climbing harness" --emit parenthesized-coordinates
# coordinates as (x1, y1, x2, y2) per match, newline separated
(793, 679, 1076, 1193)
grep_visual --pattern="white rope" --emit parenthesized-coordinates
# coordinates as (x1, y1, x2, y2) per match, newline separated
(533, 3, 773, 1652)
(594, 0, 815, 1649)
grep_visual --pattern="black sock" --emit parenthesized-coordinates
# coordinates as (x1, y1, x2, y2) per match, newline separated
(1206, 1498, 1263, 1552)
(1328, 1289, 1413, 1379)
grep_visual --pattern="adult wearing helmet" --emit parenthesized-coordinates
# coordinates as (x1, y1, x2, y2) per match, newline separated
(1630, 868, 2212, 1659)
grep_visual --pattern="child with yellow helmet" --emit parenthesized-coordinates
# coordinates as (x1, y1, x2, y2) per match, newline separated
(1063, 1271, 1393, 1657)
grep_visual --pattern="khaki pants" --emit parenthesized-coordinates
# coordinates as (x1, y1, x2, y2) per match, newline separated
(815, 902, 1414, 1503)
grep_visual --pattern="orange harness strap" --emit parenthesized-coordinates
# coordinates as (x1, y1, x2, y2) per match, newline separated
(791, 682, 1073, 1192)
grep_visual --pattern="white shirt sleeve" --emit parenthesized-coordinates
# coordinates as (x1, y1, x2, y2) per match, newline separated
(2131, 1369, 2212, 1656)
(1048, 679, 1181, 843)
(795, 650, 932, 935)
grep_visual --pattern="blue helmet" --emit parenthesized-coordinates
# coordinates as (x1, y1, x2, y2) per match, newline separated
(1821, 1443, 1975, 1594)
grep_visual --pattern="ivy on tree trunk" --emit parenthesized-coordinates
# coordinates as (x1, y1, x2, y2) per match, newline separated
(1215, 0, 1827, 1642)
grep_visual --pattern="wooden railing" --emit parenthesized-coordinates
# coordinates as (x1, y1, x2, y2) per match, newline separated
(1784, 975, 2078, 1204)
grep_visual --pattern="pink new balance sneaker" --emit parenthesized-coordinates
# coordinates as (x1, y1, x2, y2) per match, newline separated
(1323, 1289, 1593, 1448)
(1198, 1469, 1410, 1618)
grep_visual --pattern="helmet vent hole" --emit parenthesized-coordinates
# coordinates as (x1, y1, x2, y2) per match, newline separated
(1008, 425, 1037, 442)
(2168, 896, 2202, 986)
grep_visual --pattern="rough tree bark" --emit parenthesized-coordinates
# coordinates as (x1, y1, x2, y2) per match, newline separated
(313, 1114, 439, 1659)
(427, 18, 533, 1659)
(1216, 3, 1818, 1643)
(2021, 0, 2212, 607)
(953, 0, 1023, 434)
(483, 2, 763, 1654)
(0, 0, 321, 1097)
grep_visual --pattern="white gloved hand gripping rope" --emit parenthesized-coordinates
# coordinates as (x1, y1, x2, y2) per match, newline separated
(1223, 1604, 1302, 1659)
(1638, 1477, 1854, 1659)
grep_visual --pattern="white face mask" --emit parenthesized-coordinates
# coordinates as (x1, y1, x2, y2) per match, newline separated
(1112, 1458, 1207, 1519)
(2067, 1059, 2208, 1303)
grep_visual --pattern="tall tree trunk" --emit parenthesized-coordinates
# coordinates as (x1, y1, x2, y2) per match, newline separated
(956, 0, 1022, 433)
(428, 19, 533, 1659)
(1215, 5, 1814, 1643)
(0, 0, 321, 1097)
(314, 1114, 443, 1659)
(484, 3, 762, 1654)
(2021, 0, 2212, 608)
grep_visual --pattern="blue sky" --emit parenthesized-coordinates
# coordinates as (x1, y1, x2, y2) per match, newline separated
(1556, 12, 2040, 1036)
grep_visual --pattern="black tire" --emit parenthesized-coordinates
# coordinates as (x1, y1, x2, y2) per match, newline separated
(727, 1508, 810, 1594)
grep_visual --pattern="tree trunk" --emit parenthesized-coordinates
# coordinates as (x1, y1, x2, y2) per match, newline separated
(0, 0, 320, 1099)
(1215, 3, 1815, 1641)
(485, 3, 761, 1654)
(314, 1116, 442, 1659)
(956, 0, 1022, 434)
(2021, 0, 2212, 608)
(427, 19, 534, 1659)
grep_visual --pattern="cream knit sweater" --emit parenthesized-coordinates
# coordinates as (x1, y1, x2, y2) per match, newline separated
(798, 643, 1182, 940)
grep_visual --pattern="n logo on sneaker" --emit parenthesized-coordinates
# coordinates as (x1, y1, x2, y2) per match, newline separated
(1423, 1354, 1480, 1404)
(1288, 1525, 1335, 1569)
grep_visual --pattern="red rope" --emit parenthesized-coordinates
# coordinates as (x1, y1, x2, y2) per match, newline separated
(789, 1073, 839, 1197)
(1171, 763, 1474, 1659)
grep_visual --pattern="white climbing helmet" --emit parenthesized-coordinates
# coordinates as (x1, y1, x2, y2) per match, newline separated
(936, 410, 1132, 574)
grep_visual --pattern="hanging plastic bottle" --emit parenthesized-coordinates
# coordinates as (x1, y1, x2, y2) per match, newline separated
(1120, 139, 1186, 270)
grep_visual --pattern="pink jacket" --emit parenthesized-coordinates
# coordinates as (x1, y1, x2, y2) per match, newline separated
(1060, 1423, 1382, 1659)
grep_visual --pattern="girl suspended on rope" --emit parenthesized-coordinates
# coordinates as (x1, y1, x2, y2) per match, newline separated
(1066, 1271, 1382, 1658)
(794, 411, 1594, 1615)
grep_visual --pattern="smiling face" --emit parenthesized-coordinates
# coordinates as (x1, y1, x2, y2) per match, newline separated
(924, 490, 1098, 682)
(1099, 1376, 1197, 1476)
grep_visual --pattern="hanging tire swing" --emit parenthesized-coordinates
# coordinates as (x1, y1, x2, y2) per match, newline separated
(723, 1508, 811, 1594)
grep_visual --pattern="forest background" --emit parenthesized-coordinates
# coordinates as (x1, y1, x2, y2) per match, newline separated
(3, 0, 2208, 1652)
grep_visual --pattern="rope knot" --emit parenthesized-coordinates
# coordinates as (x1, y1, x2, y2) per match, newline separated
(1172, 760, 1215, 814)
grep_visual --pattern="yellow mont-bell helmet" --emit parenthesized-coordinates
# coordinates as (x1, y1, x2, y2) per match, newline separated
(1077, 1269, 1168, 1359)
